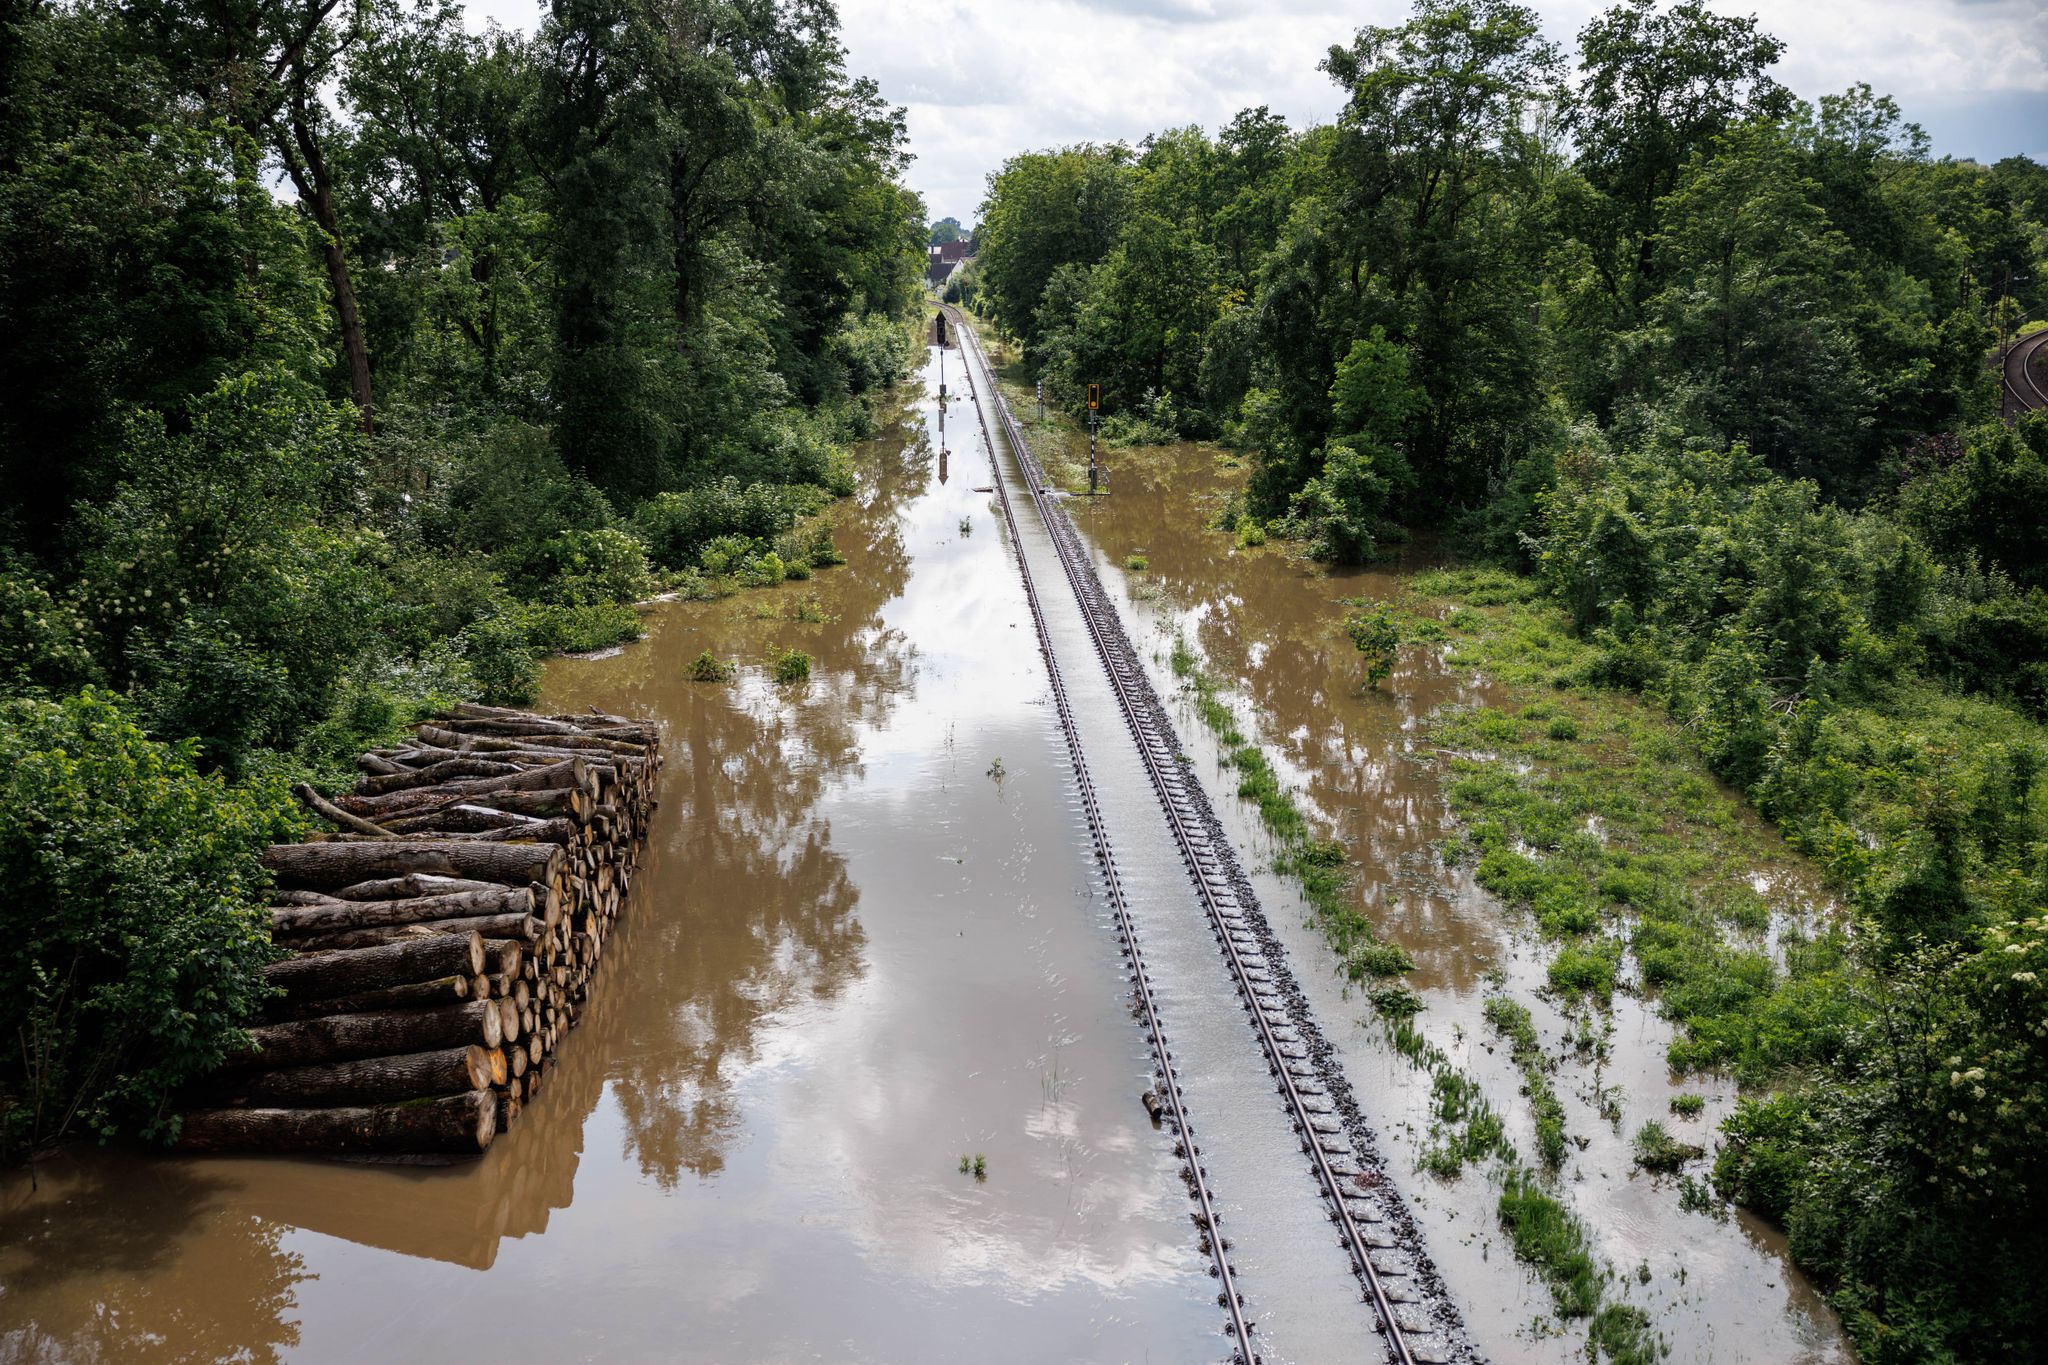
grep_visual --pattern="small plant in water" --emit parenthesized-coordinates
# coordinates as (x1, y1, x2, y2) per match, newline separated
(1669, 1092, 1706, 1118)
(958, 1154, 970, 1174)
(972, 1153, 987, 1179)
(959, 516, 972, 536)
(1345, 602, 1402, 689)
(1633, 1119, 1704, 1172)
(1124, 552, 1148, 571)
(771, 648, 812, 684)
(986, 756, 1006, 783)
(687, 650, 735, 682)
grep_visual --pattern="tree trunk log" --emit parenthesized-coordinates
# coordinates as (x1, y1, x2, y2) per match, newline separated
(454, 701, 638, 729)
(417, 724, 646, 757)
(261, 933, 485, 1005)
(263, 839, 560, 891)
(379, 804, 542, 835)
(325, 818, 579, 847)
(354, 757, 522, 797)
(292, 782, 390, 839)
(473, 788, 594, 821)
(269, 975, 470, 1020)
(270, 886, 530, 936)
(229, 1001, 502, 1069)
(201, 1045, 494, 1107)
(335, 873, 505, 901)
(281, 913, 542, 953)
(177, 1091, 498, 1155)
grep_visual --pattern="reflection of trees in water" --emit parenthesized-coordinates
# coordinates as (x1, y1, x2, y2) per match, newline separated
(550, 409, 930, 1191)
(0, 1160, 307, 1363)
(1073, 450, 1492, 986)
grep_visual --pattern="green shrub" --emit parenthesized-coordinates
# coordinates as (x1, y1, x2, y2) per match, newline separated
(0, 568, 99, 695)
(514, 600, 643, 654)
(75, 371, 389, 770)
(1670, 1092, 1706, 1118)
(771, 648, 812, 683)
(540, 526, 657, 607)
(1498, 1170, 1601, 1317)
(290, 645, 469, 784)
(426, 423, 616, 574)
(1283, 437, 1409, 563)
(1588, 1303, 1660, 1365)
(1346, 602, 1402, 688)
(1124, 553, 1148, 572)
(457, 614, 540, 705)
(1632, 1119, 1703, 1171)
(0, 692, 298, 1157)
(1547, 940, 1619, 1002)
(688, 650, 735, 682)
(633, 478, 831, 571)
(1348, 940, 1416, 979)
(385, 552, 511, 655)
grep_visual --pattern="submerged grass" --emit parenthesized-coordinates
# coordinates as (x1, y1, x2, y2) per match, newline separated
(1411, 567, 1855, 1086)
(1166, 624, 1656, 1363)
(1166, 635, 1405, 978)
(1483, 996, 1570, 1169)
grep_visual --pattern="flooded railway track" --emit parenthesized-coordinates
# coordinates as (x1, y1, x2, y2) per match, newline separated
(947, 307, 1466, 1365)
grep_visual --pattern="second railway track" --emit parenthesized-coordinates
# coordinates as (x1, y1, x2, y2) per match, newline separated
(946, 307, 1470, 1365)
(2004, 326, 2048, 416)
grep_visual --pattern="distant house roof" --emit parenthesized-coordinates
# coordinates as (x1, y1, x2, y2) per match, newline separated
(927, 240, 971, 286)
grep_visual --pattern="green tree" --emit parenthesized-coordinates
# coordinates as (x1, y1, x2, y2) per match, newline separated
(1562, 0, 1791, 307)
(975, 144, 1132, 346)
(0, 692, 300, 1158)
(1309, 0, 1561, 509)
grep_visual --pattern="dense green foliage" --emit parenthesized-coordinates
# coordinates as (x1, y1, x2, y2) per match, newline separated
(0, 693, 300, 1156)
(980, 0, 2047, 1356)
(975, 1, 2044, 549)
(0, 0, 920, 1153)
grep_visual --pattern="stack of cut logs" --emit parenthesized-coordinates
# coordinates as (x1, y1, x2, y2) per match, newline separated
(177, 703, 661, 1160)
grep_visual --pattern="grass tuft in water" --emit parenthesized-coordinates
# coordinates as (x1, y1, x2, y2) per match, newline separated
(1483, 995, 1570, 1168)
(687, 650, 735, 682)
(1633, 1120, 1704, 1172)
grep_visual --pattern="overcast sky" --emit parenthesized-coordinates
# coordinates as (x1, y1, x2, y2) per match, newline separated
(466, 0, 2048, 226)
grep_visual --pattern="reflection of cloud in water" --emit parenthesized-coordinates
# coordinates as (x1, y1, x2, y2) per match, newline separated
(761, 1010, 1193, 1304)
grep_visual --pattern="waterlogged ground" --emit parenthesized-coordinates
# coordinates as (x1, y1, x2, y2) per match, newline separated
(0, 351, 1228, 1363)
(1043, 433, 1855, 1365)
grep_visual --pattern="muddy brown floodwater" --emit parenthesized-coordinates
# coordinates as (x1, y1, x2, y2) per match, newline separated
(0, 350, 1229, 1363)
(1052, 434, 1855, 1364)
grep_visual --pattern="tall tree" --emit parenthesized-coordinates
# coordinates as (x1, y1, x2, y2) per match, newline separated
(1562, 0, 1791, 307)
(1315, 0, 1561, 506)
(135, 0, 378, 431)
(975, 144, 1133, 346)
(342, 2, 541, 397)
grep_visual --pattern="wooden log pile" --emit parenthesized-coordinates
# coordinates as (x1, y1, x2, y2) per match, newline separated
(177, 703, 662, 1159)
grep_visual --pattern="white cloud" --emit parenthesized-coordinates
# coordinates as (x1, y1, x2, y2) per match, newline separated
(461, 0, 2048, 224)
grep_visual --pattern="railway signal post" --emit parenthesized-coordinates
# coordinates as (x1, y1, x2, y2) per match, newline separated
(1086, 382, 1102, 496)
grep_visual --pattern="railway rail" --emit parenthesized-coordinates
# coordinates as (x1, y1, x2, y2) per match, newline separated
(946, 307, 1462, 1365)
(2003, 326, 2048, 417)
